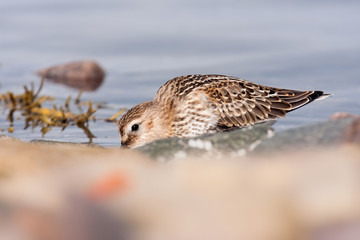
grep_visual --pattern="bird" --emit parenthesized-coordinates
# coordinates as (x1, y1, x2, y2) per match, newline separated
(118, 74, 329, 148)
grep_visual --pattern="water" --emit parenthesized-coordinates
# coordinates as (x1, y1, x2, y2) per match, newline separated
(1, 0, 359, 146)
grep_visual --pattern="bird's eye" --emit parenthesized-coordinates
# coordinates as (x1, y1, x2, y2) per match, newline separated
(131, 124, 139, 132)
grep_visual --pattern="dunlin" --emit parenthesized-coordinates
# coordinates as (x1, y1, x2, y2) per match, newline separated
(118, 74, 329, 148)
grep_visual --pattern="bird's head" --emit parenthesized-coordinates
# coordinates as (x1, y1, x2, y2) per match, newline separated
(118, 101, 170, 148)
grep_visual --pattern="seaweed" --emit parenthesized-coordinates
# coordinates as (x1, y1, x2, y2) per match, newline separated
(104, 108, 126, 123)
(0, 78, 100, 142)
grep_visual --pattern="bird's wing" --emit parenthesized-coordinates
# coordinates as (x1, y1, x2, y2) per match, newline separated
(195, 75, 325, 128)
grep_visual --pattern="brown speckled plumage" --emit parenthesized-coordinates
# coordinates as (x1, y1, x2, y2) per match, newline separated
(118, 74, 329, 148)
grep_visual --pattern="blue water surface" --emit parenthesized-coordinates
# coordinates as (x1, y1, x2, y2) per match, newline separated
(1, 0, 359, 146)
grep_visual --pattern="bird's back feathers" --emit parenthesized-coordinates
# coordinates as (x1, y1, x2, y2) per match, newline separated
(156, 74, 329, 128)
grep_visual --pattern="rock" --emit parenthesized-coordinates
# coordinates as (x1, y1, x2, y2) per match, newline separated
(137, 125, 273, 160)
(254, 118, 357, 154)
(138, 117, 359, 160)
(0, 135, 22, 143)
(36, 60, 105, 91)
(329, 112, 357, 120)
(342, 117, 360, 144)
(29, 139, 100, 147)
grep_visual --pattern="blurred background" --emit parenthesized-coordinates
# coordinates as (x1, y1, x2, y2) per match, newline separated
(0, 0, 359, 146)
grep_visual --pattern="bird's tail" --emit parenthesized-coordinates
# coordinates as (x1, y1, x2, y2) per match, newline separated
(279, 90, 331, 113)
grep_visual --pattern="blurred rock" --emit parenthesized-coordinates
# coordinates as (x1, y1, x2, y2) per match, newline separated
(329, 112, 357, 120)
(1, 115, 360, 240)
(0, 138, 360, 240)
(308, 219, 360, 240)
(2, 200, 130, 240)
(36, 61, 105, 91)
(342, 117, 360, 144)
